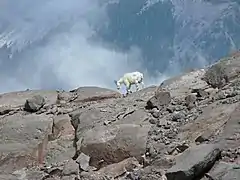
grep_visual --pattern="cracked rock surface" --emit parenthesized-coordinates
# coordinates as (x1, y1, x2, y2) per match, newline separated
(1, 52, 240, 179)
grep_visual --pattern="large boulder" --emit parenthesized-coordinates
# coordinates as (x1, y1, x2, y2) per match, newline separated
(203, 63, 229, 88)
(146, 90, 171, 109)
(24, 95, 45, 112)
(185, 94, 197, 109)
(51, 114, 75, 140)
(206, 161, 240, 180)
(0, 113, 53, 173)
(159, 69, 208, 97)
(0, 90, 57, 108)
(203, 53, 240, 89)
(218, 103, 240, 150)
(166, 144, 221, 180)
(70, 86, 121, 103)
(79, 124, 151, 168)
(177, 101, 239, 143)
(80, 157, 141, 180)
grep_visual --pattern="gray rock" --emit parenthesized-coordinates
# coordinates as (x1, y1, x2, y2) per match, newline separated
(203, 63, 229, 89)
(0, 113, 53, 173)
(166, 144, 221, 180)
(79, 124, 151, 168)
(218, 104, 240, 150)
(149, 118, 157, 124)
(76, 153, 90, 171)
(62, 159, 79, 176)
(215, 91, 226, 100)
(207, 161, 240, 180)
(0, 90, 57, 108)
(51, 114, 74, 140)
(185, 94, 197, 109)
(56, 91, 74, 103)
(45, 138, 76, 166)
(172, 111, 185, 122)
(24, 95, 45, 112)
(195, 132, 211, 143)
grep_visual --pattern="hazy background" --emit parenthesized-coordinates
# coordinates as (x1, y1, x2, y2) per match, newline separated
(0, 0, 239, 93)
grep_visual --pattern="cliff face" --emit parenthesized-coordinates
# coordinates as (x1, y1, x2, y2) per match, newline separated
(1, 52, 240, 180)
(100, 0, 240, 73)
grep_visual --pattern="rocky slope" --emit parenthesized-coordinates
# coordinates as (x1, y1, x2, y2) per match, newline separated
(1, 52, 240, 180)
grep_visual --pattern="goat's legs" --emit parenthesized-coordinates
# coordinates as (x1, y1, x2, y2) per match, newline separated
(135, 83, 140, 91)
(124, 79, 132, 94)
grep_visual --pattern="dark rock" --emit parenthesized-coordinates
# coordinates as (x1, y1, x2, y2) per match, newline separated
(168, 143, 189, 155)
(0, 106, 18, 115)
(166, 144, 221, 180)
(192, 89, 209, 98)
(146, 91, 171, 110)
(149, 118, 157, 124)
(24, 95, 45, 112)
(152, 112, 160, 118)
(195, 132, 211, 143)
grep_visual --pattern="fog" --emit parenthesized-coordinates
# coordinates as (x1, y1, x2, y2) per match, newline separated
(0, 0, 168, 93)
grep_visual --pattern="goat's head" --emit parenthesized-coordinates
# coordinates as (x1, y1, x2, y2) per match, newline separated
(114, 80, 121, 90)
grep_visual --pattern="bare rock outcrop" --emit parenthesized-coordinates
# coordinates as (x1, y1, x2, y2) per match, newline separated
(1, 53, 240, 179)
(24, 95, 46, 112)
(166, 144, 221, 180)
(79, 124, 151, 168)
(0, 113, 53, 173)
(146, 90, 171, 110)
(205, 161, 240, 180)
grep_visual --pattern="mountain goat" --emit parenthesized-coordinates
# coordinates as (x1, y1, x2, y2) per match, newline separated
(114, 71, 145, 94)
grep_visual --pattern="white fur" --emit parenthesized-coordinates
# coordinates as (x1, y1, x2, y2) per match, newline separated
(114, 71, 144, 94)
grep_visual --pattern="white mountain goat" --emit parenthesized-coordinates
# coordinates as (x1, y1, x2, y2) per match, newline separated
(114, 71, 145, 94)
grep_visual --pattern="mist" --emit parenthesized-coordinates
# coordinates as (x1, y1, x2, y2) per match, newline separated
(0, 0, 168, 94)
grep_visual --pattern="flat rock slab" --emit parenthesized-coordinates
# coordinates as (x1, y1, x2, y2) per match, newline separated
(45, 138, 75, 166)
(97, 157, 140, 178)
(127, 85, 157, 101)
(0, 90, 58, 107)
(177, 102, 239, 143)
(71, 96, 150, 138)
(160, 69, 208, 97)
(0, 113, 53, 172)
(113, 108, 149, 125)
(166, 144, 221, 180)
(80, 157, 140, 179)
(80, 124, 151, 168)
(70, 86, 120, 102)
(207, 161, 240, 180)
(218, 104, 240, 150)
